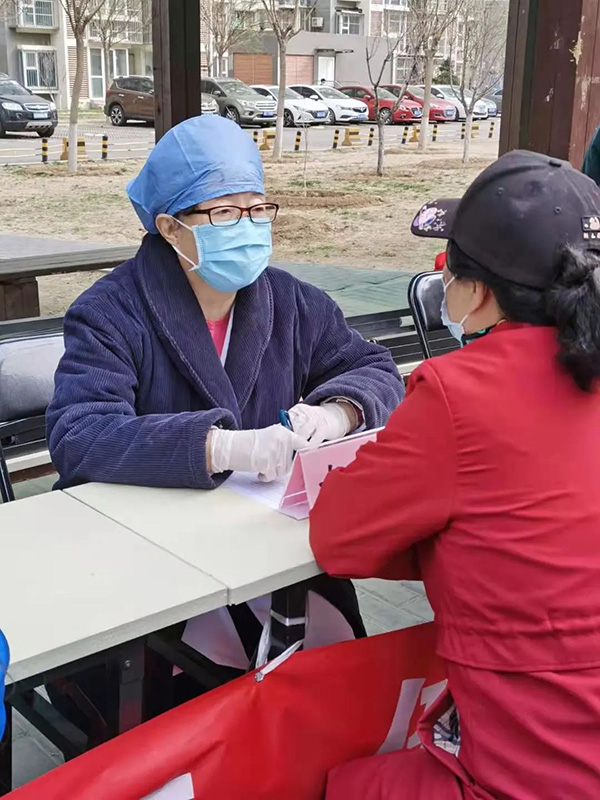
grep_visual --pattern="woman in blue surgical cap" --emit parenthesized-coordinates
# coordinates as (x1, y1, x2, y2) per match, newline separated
(46, 115, 404, 718)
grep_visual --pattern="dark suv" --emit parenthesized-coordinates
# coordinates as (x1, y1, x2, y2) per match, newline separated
(105, 75, 220, 126)
(0, 73, 57, 137)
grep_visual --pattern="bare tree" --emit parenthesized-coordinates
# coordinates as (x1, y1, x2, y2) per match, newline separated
(365, 18, 419, 177)
(92, 0, 147, 85)
(59, 0, 107, 174)
(200, 0, 255, 77)
(259, 0, 314, 160)
(407, 0, 466, 152)
(451, 0, 507, 162)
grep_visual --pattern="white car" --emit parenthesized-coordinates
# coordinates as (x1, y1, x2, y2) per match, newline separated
(251, 85, 329, 127)
(429, 85, 489, 120)
(290, 84, 369, 125)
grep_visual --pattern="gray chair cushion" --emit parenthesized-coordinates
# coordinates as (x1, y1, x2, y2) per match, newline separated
(0, 335, 64, 423)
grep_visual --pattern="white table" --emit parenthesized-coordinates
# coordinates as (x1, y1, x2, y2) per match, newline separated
(67, 482, 321, 605)
(0, 491, 227, 684)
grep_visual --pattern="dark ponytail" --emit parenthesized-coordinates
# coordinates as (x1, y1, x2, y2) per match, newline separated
(546, 247, 600, 392)
(448, 240, 600, 392)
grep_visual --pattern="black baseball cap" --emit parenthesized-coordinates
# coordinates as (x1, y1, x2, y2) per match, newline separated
(410, 150, 600, 289)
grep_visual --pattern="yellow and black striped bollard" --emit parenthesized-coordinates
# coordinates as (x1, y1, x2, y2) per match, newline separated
(489, 120, 496, 139)
(401, 126, 409, 145)
(41, 138, 49, 164)
(102, 134, 109, 160)
(432, 124, 439, 143)
(368, 127, 375, 147)
(461, 122, 466, 140)
(253, 130, 259, 144)
(332, 128, 340, 149)
(294, 130, 302, 152)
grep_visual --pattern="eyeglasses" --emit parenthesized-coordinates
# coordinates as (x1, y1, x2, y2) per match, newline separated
(187, 203, 279, 227)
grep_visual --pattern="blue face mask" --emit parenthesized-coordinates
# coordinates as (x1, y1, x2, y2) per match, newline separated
(441, 276, 469, 344)
(173, 217, 272, 293)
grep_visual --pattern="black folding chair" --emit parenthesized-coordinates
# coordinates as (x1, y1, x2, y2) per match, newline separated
(0, 333, 64, 503)
(408, 272, 460, 360)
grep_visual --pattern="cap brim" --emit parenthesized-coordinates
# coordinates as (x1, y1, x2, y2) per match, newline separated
(410, 198, 460, 239)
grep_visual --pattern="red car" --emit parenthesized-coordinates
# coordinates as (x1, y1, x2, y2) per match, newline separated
(340, 85, 423, 124)
(382, 84, 458, 122)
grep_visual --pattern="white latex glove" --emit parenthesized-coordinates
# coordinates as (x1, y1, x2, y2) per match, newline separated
(288, 402, 353, 448)
(210, 426, 310, 483)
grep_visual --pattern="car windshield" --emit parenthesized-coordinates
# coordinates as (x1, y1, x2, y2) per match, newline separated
(0, 80, 28, 96)
(407, 86, 424, 98)
(318, 87, 348, 99)
(268, 87, 302, 99)
(219, 81, 259, 97)
(376, 88, 396, 100)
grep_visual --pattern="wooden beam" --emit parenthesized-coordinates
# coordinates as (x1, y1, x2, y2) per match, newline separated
(152, 0, 203, 141)
(501, 0, 600, 166)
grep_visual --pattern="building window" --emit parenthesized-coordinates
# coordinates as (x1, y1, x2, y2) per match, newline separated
(337, 13, 361, 35)
(21, 50, 58, 90)
(89, 48, 104, 98)
(113, 48, 128, 78)
(18, 0, 55, 28)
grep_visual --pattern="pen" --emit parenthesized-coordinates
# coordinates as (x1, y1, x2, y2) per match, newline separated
(278, 409, 293, 431)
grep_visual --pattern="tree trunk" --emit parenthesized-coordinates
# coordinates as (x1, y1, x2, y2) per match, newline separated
(376, 114, 385, 177)
(104, 44, 111, 124)
(419, 53, 435, 153)
(273, 39, 287, 161)
(463, 111, 473, 163)
(68, 35, 85, 175)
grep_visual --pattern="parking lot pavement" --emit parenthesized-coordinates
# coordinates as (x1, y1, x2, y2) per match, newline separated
(0, 117, 500, 165)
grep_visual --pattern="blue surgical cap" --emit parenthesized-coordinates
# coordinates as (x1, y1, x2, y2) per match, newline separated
(126, 115, 265, 234)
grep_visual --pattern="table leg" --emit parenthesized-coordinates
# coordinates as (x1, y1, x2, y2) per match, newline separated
(106, 639, 145, 737)
(0, 278, 40, 322)
(267, 581, 309, 661)
(0, 704, 11, 796)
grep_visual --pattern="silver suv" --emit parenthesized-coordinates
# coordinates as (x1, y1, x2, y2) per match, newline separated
(201, 78, 276, 127)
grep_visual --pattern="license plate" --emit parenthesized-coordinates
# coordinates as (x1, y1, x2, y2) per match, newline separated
(445, 110, 454, 117)
(33, 112, 48, 119)
(262, 112, 274, 117)
(316, 111, 326, 118)
(358, 113, 368, 119)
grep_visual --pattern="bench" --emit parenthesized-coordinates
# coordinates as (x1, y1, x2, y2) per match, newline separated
(0, 245, 137, 322)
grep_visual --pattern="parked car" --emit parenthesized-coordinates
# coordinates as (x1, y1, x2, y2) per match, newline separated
(339, 85, 423, 125)
(427, 85, 488, 120)
(105, 76, 219, 127)
(251, 85, 329, 126)
(463, 89, 497, 117)
(290, 84, 369, 125)
(383, 85, 458, 122)
(0, 73, 57, 137)
(201, 77, 276, 127)
(486, 88, 503, 115)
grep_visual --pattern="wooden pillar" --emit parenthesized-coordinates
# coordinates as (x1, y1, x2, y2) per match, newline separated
(501, 0, 600, 167)
(152, 0, 203, 142)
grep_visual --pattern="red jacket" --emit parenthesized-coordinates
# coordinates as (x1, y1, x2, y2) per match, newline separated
(311, 323, 600, 798)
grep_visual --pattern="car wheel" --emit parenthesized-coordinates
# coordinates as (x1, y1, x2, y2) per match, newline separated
(224, 106, 241, 125)
(283, 109, 294, 128)
(378, 108, 393, 125)
(327, 108, 336, 125)
(0, 118, 5, 138)
(110, 103, 127, 127)
(37, 127, 55, 138)
(453, 108, 459, 122)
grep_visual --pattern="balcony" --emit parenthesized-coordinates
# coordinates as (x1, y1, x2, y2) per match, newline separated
(14, 1, 57, 30)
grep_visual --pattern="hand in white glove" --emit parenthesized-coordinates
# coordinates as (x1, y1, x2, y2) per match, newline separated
(288, 402, 354, 448)
(209, 426, 310, 483)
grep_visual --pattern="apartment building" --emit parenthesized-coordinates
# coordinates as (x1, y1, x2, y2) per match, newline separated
(0, 0, 153, 110)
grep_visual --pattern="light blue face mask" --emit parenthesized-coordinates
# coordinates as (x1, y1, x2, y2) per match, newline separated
(441, 276, 469, 344)
(173, 216, 272, 293)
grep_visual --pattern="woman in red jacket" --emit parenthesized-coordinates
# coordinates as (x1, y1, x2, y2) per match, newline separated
(311, 150, 600, 800)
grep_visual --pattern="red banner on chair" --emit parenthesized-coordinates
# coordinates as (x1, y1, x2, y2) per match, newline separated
(10, 623, 444, 800)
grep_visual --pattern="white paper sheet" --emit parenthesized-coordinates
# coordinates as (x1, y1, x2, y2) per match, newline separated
(225, 472, 308, 519)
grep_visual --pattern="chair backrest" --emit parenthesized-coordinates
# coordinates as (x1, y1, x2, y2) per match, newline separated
(0, 334, 64, 424)
(408, 272, 460, 359)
